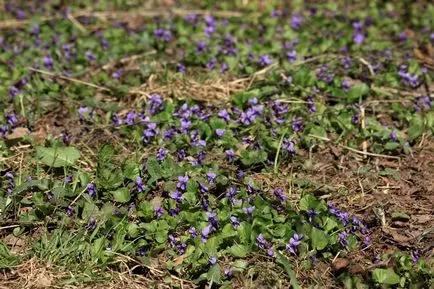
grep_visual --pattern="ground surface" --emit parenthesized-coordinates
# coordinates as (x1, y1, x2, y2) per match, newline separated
(0, 1, 433, 288)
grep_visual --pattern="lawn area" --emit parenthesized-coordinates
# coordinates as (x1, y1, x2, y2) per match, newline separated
(0, 1, 433, 288)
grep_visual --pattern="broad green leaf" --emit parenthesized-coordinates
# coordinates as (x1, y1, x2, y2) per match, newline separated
(372, 268, 400, 285)
(346, 83, 369, 103)
(228, 244, 249, 258)
(112, 188, 131, 203)
(384, 142, 400, 151)
(311, 227, 328, 250)
(146, 157, 161, 182)
(123, 162, 140, 180)
(408, 115, 424, 140)
(207, 264, 221, 283)
(240, 150, 267, 165)
(36, 146, 80, 167)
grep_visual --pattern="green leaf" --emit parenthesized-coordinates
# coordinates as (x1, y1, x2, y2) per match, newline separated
(346, 83, 369, 103)
(299, 194, 318, 211)
(123, 162, 140, 180)
(228, 244, 249, 258)
(372, 268, 400, 285)
(146, 157, 161, 182)
(408, 115, 424, 140)
(276, 251, 301, 289)
(82, 201, 99, 219)
(36, 146, 80, 167)
(391, 212, 410, 221)
(240, 150, 267, 165)
(384, 142, 400, 151)
(98, 168, 123, 189)
(207, 264, 221, 283)
(112, 188, 131, 203)
(311, 227, 328, 250)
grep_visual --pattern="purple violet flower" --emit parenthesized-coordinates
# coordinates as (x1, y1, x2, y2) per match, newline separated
(86, 217, 97, 231)
(286, 233, 303, 254)
(411, 250, 419, 263)
(216, 129, 225, 138)
(207, 172, 217, 183)
(225, 149, 235, 161)
(124, 111, 136, 125)
(154, 207, 164, 218)
(243, 206, 255, 216)
(230, 216, 240, 229)
(177, 175, 189, 191)
(218, 109, 230, 122)
(283, 139, 296, 156)
(258, 54, 273, 67)
(136, 177, 145, 192)
(188, 227, 198, 238)
(87, 183, 96, 197)
(157, 148, 169, 161)
(342, 79, 351, 92)
(292, 117, 303, 132)
(287, 50, 297, 62)
(274, 188, 286, 202)
(169, 190, 184, 203)
(338, 231, 349, 247)
(43, 56, 54, 69)
(208, 257, 217, 265)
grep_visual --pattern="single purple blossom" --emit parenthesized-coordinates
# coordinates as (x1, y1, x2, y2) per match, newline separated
(124, 111, 136, 125)
(87, 183, 96, 197)
(218, 109, 230, 122)
(225, 149, 235, 161)
(286, 233, 303, 254)
(287, 50, 297, 62)
(157, 148, 169, 161)
(64, 175, 73, 184)
(6, 114, 18, 126)
(352, 114, 360, 125)
(243, 206, 255, 216)
(201, 224, 213, 242)
(342, 79, 351, 92)
(85, 51, 96, 61)
(188, 227, 198, 238)
(43, 56, 54, 69)
(66, 205, 74, 216)
(169, 190, 184, 203)
(291, 14, 303, 30)
(391, 130, 398, 142)
(136, 177, 145, 192)
(338, 231, 349, 247)
(306, 209, 319, 222)
(230, 216, 240, 229)
(220, 63, 229, 74)
(206, 172, 217, 183)
(214, 128, 225, 138)
(176, 63, 186, 73)
(258, 54, 273, 67)
(274, 188, 286, 202)
(292, 117, 303, 132)
(154, 207, 164, 218)
(86, 217, 97, 231)
(283, 139, 296, 156)
(208, 257, 217, 265)
(177, 175, 189, 191)
(411, 250, 419, 263)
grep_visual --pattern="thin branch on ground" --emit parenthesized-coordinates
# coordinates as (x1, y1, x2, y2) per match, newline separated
(28, 67, 111, 92)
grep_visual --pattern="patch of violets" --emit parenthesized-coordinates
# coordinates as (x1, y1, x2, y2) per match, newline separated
(1, 4, 432, 284)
